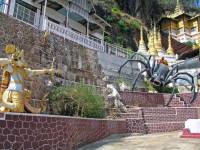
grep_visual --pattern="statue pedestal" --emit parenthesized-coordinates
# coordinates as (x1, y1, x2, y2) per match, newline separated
(181, 119, 200, 138)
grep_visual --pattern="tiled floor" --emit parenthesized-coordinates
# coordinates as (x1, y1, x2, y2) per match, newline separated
(78, 132, 200, 150)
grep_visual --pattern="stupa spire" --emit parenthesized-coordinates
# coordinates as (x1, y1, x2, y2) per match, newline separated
(148, 30, 157, 56)
(138, 26, 147, 53)
(153, 23, 163, 53)
(166, 31, 174, 56)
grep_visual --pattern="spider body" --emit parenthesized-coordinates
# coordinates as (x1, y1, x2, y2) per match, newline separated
(118, 53, 197, 106)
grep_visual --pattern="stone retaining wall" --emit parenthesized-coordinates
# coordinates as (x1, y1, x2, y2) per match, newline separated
(0, 107, 199, 149)
(0, 113, 127, 150)
(120, 91, 165, 107)
(120, 91, 200, 107)
(0, 13, 104, 99)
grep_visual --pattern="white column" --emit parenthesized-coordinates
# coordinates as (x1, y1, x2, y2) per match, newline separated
(8, 0, 15, 16)
(86, 21, 89, 37)
(35, 8, 40, 27)
(42, 0, 48, 30)
(66, 9, 69, 26)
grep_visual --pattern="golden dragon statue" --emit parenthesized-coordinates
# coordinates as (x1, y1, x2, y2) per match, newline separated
(0, 44, 59, 113)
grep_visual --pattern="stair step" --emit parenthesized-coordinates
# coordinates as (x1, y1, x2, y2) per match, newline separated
(141, 107, 176, 115)
(168, 100, 185, 107)
(144, 122, 184, 133)
(126, 108, 142, 113)
(164, 96, 185, 107)
(118, 113, 141, 119)
(143, 114, 178, 123)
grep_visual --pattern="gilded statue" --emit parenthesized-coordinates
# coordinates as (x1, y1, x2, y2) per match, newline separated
(0, 44, 58, 113)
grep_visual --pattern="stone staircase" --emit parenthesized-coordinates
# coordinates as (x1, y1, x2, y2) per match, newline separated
(163, 95, 185, 107)
(117, 107, 198, 134)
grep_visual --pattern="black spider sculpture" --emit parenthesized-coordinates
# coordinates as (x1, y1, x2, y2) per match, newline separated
(118, 53, 197, 106)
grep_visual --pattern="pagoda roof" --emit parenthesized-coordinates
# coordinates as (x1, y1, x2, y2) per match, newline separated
(161, 33, 199, 59)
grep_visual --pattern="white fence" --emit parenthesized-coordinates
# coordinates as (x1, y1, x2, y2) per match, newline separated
(45, 20, 132, 58)
(45, 20, 104, 51)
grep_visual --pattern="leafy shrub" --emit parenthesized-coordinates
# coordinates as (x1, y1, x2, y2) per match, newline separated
(126, 47, 134, 58)
(130, 20, 141, 29)
(154, 86, 179, 93)
(144, 79, 156, 92)
(104, 35, 113, 43)
(117, 36, 127, 46)
(106, 15, 116, 23)
(144, 80, 179, 93)
(111, 7, 121, 15)
(48, 84, 105, 118)
(117, 20, 128, 32)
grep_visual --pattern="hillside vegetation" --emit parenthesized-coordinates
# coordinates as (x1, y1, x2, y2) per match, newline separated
(93, 0, 200, 51)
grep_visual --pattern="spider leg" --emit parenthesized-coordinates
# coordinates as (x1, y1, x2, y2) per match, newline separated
(164, 65, 178, 82)
(164, 80, 176, 106)
(130, 53, 148, 61)
(172, 72, 194, 84)
(173, 77, 197, 106)
(151, 56, 156, 75)
(118, 59, 149, 75)
(132, 69, 147, 90)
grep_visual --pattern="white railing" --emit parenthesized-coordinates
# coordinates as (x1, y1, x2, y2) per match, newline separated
(45, 20, 104, 51)
(103, 42, 131, 58)
(13, 3, 38, 27)
(0, 2, 8, 14)
(46, 20, 132, 58)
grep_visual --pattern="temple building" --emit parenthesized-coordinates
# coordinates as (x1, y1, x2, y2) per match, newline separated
(138, 0, 200, 63)
(159, 0, 200, 44)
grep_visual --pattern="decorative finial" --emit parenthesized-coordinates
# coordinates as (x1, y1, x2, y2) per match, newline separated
(166, 31, 174, 55)
(175, 0, 184, 15)
(138, 26, 147, 53)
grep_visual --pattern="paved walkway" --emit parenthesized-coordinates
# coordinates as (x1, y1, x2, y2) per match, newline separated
(78, 132, 200, 150)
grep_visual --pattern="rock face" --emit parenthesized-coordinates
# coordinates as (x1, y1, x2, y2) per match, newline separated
(97, 52, 145, 89)
(0, 13, 104, 99)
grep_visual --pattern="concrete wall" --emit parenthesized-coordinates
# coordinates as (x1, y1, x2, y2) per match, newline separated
(0, 113, 127, 150)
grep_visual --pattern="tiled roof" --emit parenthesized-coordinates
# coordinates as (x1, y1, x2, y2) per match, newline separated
(161, 33, 199, 59)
